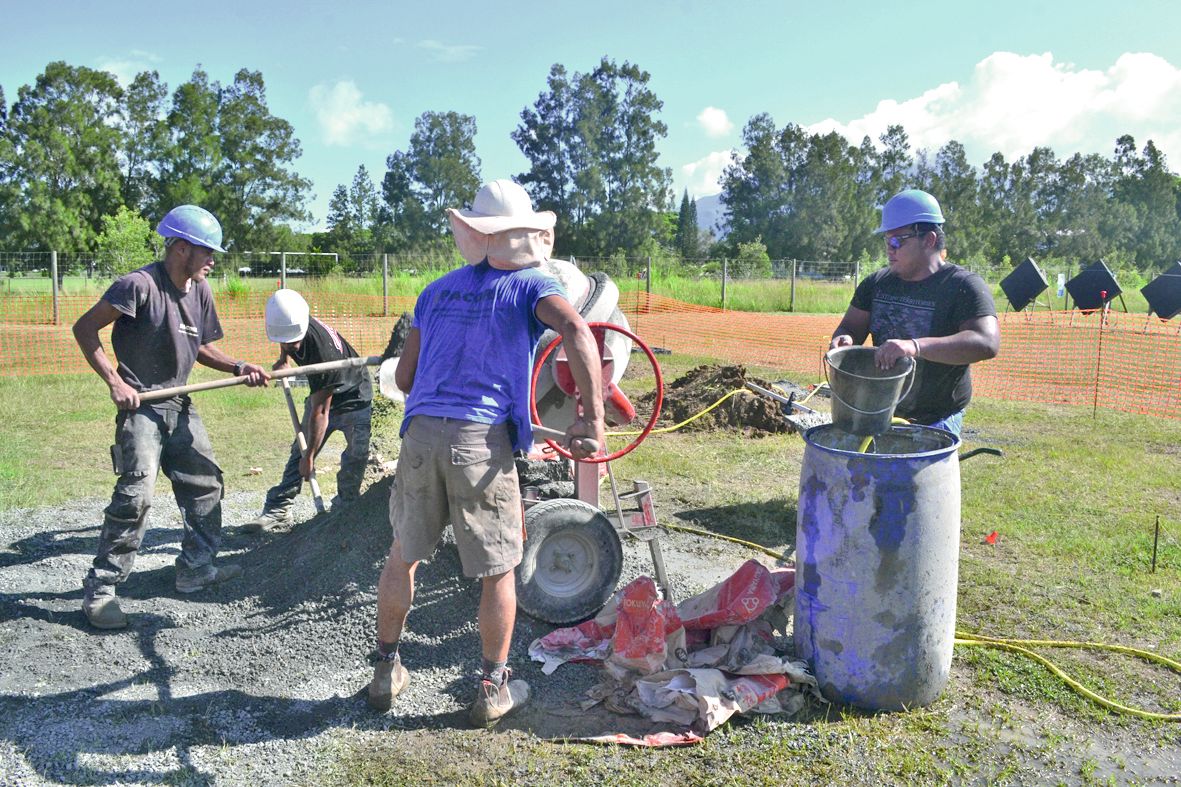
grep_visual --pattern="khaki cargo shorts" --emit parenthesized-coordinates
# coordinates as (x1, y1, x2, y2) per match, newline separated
(389, 415, 523, 578)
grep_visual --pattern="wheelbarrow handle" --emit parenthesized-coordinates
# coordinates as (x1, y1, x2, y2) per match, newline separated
(139, 356, 381, 403)
(532, 424, 600, 457)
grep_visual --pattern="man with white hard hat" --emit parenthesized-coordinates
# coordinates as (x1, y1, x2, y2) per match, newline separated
(830, 189, 999, 436)
(72, 205, 270, 629)
(244, 289, 374, 532)
(366, 178, 606, 728)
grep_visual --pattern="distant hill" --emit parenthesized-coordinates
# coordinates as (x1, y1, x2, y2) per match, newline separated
(695, 193, 728, 239)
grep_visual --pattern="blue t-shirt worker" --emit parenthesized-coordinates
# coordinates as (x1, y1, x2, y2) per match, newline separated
(71, 205, 270, 630)
(830, 189, 1000, 436)
(366, 179, 606, 728)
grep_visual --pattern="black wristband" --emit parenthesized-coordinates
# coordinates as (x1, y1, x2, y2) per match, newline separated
(233, 361, 247, 376)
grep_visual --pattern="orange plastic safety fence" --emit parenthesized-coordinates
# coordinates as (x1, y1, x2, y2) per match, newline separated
(3, 290, 1179, 420)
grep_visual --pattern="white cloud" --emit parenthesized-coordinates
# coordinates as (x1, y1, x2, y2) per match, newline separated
(416, 39, 481, 63)
(95, 51, 161, 87)
(806, 51, 1181, 168)
(308, 80, 395, 147)
(681, 150, 734, 196)
(696, 106, 734, 138)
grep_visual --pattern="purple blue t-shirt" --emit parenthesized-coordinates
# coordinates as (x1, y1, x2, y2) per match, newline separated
(402, 261, 565, 452)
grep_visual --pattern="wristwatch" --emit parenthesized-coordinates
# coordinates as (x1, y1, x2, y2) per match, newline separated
(233, 361, 247, 376)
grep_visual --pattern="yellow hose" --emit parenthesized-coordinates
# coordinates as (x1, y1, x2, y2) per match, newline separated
(954, 631, 1181, 721)
(610, 388, 750, 437)
(660, 522, 788, 561)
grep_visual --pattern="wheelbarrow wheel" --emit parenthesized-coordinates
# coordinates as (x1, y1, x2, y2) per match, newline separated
(516, 498, 623, 626)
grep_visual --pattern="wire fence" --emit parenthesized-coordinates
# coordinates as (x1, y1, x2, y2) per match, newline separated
(2, 270, 1179, 421)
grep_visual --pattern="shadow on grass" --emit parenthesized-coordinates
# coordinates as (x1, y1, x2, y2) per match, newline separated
(671, 496, 797, 557)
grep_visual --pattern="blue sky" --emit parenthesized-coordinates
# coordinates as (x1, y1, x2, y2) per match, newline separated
(3, 0, 1180, 230)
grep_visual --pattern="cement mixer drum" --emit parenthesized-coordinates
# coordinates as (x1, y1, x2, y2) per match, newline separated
(534, 260, 632, 435)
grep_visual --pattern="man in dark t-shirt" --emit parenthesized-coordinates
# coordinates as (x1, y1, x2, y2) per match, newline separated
(244, 289, 373, 533)
(72, 205, 270, 630)
(831, 189, 999, 436)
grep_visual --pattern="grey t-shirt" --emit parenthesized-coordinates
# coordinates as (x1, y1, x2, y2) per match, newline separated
(103, 261, 224, 406)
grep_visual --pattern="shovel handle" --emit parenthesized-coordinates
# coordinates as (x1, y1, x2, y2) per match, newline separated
(139, 356, 380, 403)
(281, 378, 325, 514)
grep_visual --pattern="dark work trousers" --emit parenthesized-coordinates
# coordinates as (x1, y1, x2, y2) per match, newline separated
(83, 402, 224, 601)
(261, 403, 372, 514)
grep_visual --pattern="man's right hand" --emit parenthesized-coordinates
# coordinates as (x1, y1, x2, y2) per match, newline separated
(830, 334, 854, 350)
(109, 379, 140, 410)
(567, 416, 606, 460)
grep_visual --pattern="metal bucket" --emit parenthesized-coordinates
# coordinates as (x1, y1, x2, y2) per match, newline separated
(794, 423, 961, 711)
(824, 347, 915, 436)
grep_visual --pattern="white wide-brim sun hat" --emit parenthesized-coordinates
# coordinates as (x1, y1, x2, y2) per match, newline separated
(447, 179, 556, 235)
(447, 179, 557, 268)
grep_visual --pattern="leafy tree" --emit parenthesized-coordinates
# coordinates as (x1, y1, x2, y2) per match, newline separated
(380, 111, 481, 251)
(212, 69, 311, 250)
(675, 190, 700, 259)
(153, 68, 311, 250)
(120, 71, 168, 214)
(95, 206, 157, 275)
(0, 62, 124, 251)
(515, 58, 672, 256)
(732, 237, 772, 277)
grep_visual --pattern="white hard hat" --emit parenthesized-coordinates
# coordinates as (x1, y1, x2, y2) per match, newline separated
(265, 289, 310, 343)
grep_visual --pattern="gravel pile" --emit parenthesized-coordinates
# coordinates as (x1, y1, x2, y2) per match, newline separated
(0, 470, 752, 784)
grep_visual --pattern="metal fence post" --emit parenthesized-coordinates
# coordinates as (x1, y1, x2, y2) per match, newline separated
(51, 251, 60, 325)
(855, 260, 861, 285)
(646, 256, 652, 297)
(790, 259, 797, 312)
(382, 253, 389, 317)
(721, 259, 728, 310)
(280, 252, 288, 289)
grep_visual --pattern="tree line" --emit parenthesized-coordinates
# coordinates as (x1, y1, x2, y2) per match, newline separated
(2, 58, 1179, 276)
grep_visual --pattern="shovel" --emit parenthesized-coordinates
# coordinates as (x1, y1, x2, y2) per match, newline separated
(281, 377, 326, 513)
(139, 356, 380, 402)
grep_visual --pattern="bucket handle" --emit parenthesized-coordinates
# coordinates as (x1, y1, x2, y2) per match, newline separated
(823, 351, 916, 418)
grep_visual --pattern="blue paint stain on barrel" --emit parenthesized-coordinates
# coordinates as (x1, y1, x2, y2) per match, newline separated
(794, 424, 961, 711)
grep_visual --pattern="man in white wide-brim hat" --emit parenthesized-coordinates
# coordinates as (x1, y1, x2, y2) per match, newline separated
(366, 179, 606, 728)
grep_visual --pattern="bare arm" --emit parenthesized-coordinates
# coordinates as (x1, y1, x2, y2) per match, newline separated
(874, 315, 1001, 370)
(196, 344, 270, 386)
(301, 388, 333, 479)
(73, 300, 140, 410)
(535, 295, 605, 458)
(830, 306, 870, 349)
(395, 328, 421, 394)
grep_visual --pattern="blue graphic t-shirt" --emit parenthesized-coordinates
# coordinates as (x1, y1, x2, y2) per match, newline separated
(851, 263, 995, 423)
(401, 261, 565, 452)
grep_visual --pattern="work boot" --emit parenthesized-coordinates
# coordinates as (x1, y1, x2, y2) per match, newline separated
(82, 596, 128, 630)
(175, 563, 243, 594)
(469, 670, 530, 728)
(366, 651, 410, 712)
(241, 510, 293, 534)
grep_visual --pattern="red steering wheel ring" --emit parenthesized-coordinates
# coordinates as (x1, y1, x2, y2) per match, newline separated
(530, 321, 663, 464)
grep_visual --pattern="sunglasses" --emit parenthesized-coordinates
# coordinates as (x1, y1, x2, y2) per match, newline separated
(885, 231, 925, 250)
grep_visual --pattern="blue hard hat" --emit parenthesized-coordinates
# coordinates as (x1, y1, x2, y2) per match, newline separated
(876, 189, 945, 233)
(156, 205, 226, 252)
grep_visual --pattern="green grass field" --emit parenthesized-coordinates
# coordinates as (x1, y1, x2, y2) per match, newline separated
(3, 354, 1179, 783)
(1, 267, 1153, 315)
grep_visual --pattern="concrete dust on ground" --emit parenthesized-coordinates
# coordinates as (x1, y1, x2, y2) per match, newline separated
(0, 460, 764, 784)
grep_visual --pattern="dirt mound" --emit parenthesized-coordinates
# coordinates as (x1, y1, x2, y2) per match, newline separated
(646, 364, 796, 436)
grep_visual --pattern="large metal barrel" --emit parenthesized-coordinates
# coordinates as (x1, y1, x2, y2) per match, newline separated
(794, 423, 961, 710)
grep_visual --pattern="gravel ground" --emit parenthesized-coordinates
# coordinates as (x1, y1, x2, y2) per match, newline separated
(0, 473, 756, 786)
